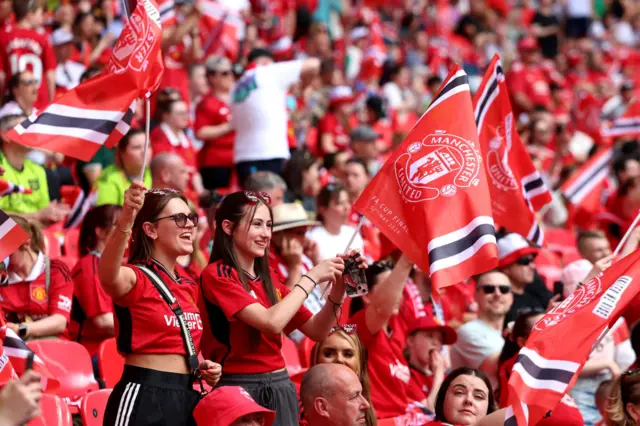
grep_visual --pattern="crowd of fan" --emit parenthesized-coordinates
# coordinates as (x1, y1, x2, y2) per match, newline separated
(3, 0, 640, 425)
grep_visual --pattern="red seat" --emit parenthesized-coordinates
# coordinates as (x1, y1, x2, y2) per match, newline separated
(281, 336, 302, 376)
(27, 340, 99, 399)
(28, 394, 73, 426)
(97, 338, 124, 389)
(377, 418, 397, 426)
(42, 229, 62, 258)
(298, 337, 315, 368)
(63, 227, 81, 258)
(81, 389, 112, 426)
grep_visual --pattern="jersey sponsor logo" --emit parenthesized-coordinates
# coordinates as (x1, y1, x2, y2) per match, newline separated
(31, 286, 47, 303)
(57, 295, 72, 312)
(164, 312, 203, 331)
(394, 131, 481, 203)
(6, 38, 43, 56)
(486, 113, 518, 192)
(389, 359, 411, 384)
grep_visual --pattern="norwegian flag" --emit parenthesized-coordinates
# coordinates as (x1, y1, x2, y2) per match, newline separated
(0, 321, 17, 387)
(505, 248, 640, 426)
(5, 0, 162, 161)
(0, 209, 29, 262)
(62, 187, 98, 229)
(473, 55, 551, 245)
(3, 327, 59, 392)
(200, 1, 244, 62)
(0, 179, 31, 197)
(560, 148, 612, 228)
(354, 65, 498, 292)
(602, 101, 640, 139)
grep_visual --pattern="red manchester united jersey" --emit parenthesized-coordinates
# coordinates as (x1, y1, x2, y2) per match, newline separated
(0, 26, 56, 109)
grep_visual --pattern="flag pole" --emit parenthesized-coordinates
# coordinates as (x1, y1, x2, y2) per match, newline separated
(121, 0, 131, 19)
(345, 216, 366, 254)
(613, 209, 640, 257)
(139, 99, 151, 183)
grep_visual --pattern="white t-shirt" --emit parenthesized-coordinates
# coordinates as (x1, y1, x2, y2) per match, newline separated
(307, 225, 364, 261)
(231, 60, 303, 163)
(566, 0, 592, 18)
(450, 319, 505, 386)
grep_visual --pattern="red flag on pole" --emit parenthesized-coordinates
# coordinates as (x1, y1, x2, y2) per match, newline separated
(354, 64, 498, 291)
(0, 179, 31, 197)
(473, 55, 552, 245)
(0, 319, 17, 387)
(505, 248, 640, 426)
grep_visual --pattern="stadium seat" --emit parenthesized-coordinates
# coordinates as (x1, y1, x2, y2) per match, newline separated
(81, 389, 112, 426)
(377, 418, 397, 426)
(298, 337, 315, 368)
(281, 336, 302, 376)
(42, 229, 62, 258)
(28, 394, 73, 426)
(27, 340, 99, 399)
(97, 338, 124, 389)
(63, 227, 81, 258)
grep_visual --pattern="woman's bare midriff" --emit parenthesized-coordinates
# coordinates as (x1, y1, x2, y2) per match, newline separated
(125, 353, 190, 374)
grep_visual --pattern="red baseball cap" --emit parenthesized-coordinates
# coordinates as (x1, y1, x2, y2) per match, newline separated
(408, 316, 457, 345)
(193, 386, 276, 426)
(517, 36, 538, 51)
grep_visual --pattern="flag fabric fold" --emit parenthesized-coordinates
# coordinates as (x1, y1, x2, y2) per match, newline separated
(505, 248, 640, 426)
(0, 209, 29, 262)
(473, 54, 552, 245)
(354, 64, 498, 291)
(3, 327, 59, 392)
(602, 101, 640, 139)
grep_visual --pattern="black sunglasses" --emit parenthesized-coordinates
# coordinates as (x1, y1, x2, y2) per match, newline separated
(479, 285, 511, 295)
(516, 256, 536, 266)
(151, 212, 198, 228)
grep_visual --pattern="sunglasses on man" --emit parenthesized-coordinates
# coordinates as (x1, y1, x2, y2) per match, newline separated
(479, 284, 511, 295)
(516, 255, 536, 266)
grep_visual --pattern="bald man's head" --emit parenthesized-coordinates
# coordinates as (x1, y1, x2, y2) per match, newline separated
(151, 152, 189, 192)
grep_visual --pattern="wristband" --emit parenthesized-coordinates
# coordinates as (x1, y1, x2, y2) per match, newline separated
(302, 274, 318, 287)
(328, 295, 343, 306)
(294, 284, 310, 298)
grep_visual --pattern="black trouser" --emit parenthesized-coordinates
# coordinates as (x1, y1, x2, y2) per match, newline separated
(217, 369, 298, 426)
(199, 166, 233, 190)
(235, 158, 285, 188)
(103, 365, 201, 426)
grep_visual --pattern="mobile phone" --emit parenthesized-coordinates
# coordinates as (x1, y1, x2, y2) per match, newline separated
(343, 254, 368, 298)
(553, 280, 564, 300)
(25, 351, 34, 371)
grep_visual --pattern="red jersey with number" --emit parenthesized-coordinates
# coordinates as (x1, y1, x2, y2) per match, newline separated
(200, 260, 312, 374)
(69, 254, 113, 356)
(0, 26, 56, 109)
(194, 94, 235, 168)
(150, 123, 197, 169)
(112, 260, 202, 356)
(0, 257, 72, 339)
(351, 309, 427, 419)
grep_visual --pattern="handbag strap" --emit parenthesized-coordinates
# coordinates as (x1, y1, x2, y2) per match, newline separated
(136, 265, 200, 373)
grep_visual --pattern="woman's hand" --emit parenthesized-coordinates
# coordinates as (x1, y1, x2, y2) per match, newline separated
(303, 238, 321, 265)
(119, 182, 145, 231)
(430, 350, 446, 379)
(307, 257, 345, 285)
(339, 249, 368, 270)
(198, 360, 222, 387)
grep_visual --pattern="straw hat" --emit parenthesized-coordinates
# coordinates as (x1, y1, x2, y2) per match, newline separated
(272, 203, 319, 233)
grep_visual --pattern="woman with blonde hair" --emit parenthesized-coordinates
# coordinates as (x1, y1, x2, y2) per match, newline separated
(606, 370, 640, 426)
(310, 324, 377, 426)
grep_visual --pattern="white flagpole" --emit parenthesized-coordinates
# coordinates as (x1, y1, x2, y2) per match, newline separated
(121, 0, 131, 19)
(613, 209, 640, 257)
(345, 216, 365, 254)
(139, 99, 151, 183)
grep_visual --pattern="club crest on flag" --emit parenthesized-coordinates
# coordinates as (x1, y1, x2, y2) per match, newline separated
(108, 0, 160, 74)
(486, 115, 518, 192)
(534, 275, 602, 331)
(394, 130, 481, 202)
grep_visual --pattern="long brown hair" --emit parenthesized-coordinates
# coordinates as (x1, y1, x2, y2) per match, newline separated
(607, 372, 640, 426)
(10, 215, 45, 254)
(310, 330, 377, 426)
(210, 191, 277, 306)
(128, 189, 189, 264)
(78, 205, 121, 257)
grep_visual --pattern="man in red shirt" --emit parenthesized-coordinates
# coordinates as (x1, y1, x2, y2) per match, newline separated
(507, 37, 552, 118)
(0, 0, 56, 110)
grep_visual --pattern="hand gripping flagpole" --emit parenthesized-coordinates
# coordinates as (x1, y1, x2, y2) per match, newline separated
(139, 99, 151, 183)
(613, 209, 640, 257)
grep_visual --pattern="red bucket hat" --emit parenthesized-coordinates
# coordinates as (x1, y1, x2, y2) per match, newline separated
(408, 315, 457, 345)
(194, 386, 276, 426)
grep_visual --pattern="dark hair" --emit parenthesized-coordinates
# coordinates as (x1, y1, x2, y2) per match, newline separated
(350, 260, 394, 316)
(119, 128, 144, 152)
(80, 66, 103, 83)
(283, 149, 318, 200)
(79, 205, 121, 257)
(211, 192, 278, 306)
(631, 322, 640, 360)
(13, 0, 42, 22)
(128, 190, 190, 264)
(316, 183, 348, 224)
(5, 71, 29, 103)
(427, 75, 443, 88)
(435, 367, 496, 423)
(365, 96, 386, 121)
(346, 157, 370, 176)
(498, 310, 544, 367)
(247, 48, 274, 64)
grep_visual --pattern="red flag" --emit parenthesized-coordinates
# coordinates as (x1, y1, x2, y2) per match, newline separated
(354, 65, 498, 291)
(505, 248, 640, 426)
(473, 55, 551, 245)
(0, 209, 29, 262)
(0, 319, 17, 387)
(3, 327, 59, 393)
(602, 100, 640, 139)
(200, 1, 244, 62)
(0, 179, 31, 197)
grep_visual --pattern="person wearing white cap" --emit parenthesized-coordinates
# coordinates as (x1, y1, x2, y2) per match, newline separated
(51, 28, 85, 93)
(496, 232, 554, 325)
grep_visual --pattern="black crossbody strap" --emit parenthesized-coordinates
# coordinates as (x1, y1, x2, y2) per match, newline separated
(137, 265, 200, 372)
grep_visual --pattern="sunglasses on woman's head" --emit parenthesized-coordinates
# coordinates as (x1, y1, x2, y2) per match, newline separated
(330, 323, 357, 335)
(479, 284, 511, 295)
(151, 212, 198, 228)
(145, 188, 180, 196)
(245, 191, 271, 205)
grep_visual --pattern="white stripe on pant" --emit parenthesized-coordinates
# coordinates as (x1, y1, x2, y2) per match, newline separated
(114, 383, 141, 426)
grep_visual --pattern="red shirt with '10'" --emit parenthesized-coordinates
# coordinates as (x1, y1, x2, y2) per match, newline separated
(0, 258, 73, 339)
(199, 261, 312, 374)
(112, 260, 202, 356)
(0, 26, 56, 109)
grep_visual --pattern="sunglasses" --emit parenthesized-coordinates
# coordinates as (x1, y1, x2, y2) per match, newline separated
(216, 70, 232, 76)
(330, 323, 357, 335)
(20, 79, 37, 86)
(245, 191, 271, 205)
(516, 256, 536, 266)
(479, 285, 511, 295)
(151, 212, 198, 228)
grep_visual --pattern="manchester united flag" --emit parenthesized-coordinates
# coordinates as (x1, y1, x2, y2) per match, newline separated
(354, 65, 498, 291)
(505, 248, 640, 426)
(473, 55, 552, 245)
